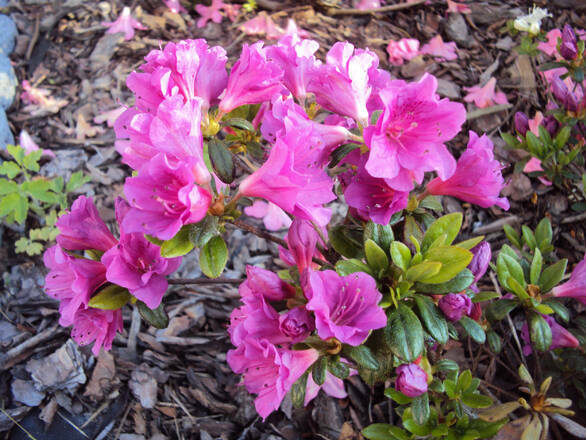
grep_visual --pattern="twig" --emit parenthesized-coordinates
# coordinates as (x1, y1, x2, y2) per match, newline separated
(168, 277, 243, 285)
(0, 326, 60, 371)
(466, 104, 513, 121)
(561, 232, 586, 253)
(25, 14, 40, 61)
(226, 218, 288, 248)
(326, 0, 426, 16)
(127, 306, 141, 356)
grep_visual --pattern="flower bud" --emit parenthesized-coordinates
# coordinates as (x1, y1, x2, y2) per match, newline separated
(544, 115, 560, 137)
(565, 91, 579, 113)
(469, 242, 491, 285)
(438, 293, 472, 322)
(550, 76, 569, 104)
(514, 112, 529, 136)
(278, 307, 315, 343)
(395, 363, 428, 397)
(287, 219, 318, 273)
(560, 24, 578, 61)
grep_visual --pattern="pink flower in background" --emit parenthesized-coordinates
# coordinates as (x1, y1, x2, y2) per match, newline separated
(56, 196, 118, 253)
(364, 74, 466, 190)
(128, 39, 228, 112)
(446, 0, 471, 14)
(354, 0, 381, 9)
(420, 35, 458, 61)
(305, 370, 349, 405)
(438, 293, 472, 321)
(396, 363, 428, 397)
(43, 245, 107, 327)
(521, 315, 580, 355)
(195, 0, 224, 28)
(101, 199, 182, 309)
(386, 38, 420, 65)
(19, 130, 55, 158)
(266, 35, 321, 102)
(426, 131, 510, 210)
(239, 265, 295, 302)
(523, 157, 552, 186)
(94, 107, 126, 127)
(464, 77, 509, 108)
(306, 270, 386, 346)
(21, 80, 68, 115)
(308, 42, 379, 126)
(102, 7, 147, 41)
(223, 3, 241, 22)
(218, 42, 284, 115)
(538, 29, 562, 57)
(528, 111, 544, 136)
(123, 153, 212, 241)
(552, 255, 586, 304)
(239, 11, 284, 40)
(244, 200, 292, 231)
(163, 0, 187, 14)
(71, 308, 123, 356)
(227, 340, 319, 419)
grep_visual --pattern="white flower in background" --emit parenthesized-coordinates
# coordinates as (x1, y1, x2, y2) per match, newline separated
(514, 7, 551, 36)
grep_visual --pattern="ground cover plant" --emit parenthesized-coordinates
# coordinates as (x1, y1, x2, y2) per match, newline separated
(1, 1, 585, 439)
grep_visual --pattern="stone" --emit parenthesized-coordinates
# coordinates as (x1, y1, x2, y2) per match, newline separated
(0, 15, 17, 56)
(0, 107, 14, 149)
(11, 378, 46, 406)
(0, 56, 16, 110)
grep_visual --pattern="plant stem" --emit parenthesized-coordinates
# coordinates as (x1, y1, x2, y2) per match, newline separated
(168, 278, 243, 285)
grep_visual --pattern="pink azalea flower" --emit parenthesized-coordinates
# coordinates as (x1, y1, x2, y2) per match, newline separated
(115, 95, 210, 183)
(227, 340, 319, 419)
(308, 42, 379, 126)
(122, 153, 212, 241)
(446, 0, 471, 14)
(239, 265, 296, 302)
(420, 35, 458, 61)
(195, 0, 224, 28)
(163, 0, 187, 14)
(426, 131, 510, 210)
(386, 38, 420, 66)
(102, 7, 147, 41)
(239, 11, 284, 40)
(364, 74, 466, 190)
(438, 293, 472, 321)
(223, 3, 241, 22)
(354, 0, 382, 9)
(528, 111, 544, 136)
(127, 39, 228, 112)
(305, 270, 387, 346)
(305, 370, 349, 405)
(265, 35, 321, 102)
(521, 314, 580, 355)
(55, 196, 118, 253)
(463, 77, 509, 108)
(244, 200, 292, 231)
(523, 157, 552, 186)
(94, 107, 126, 128)
(278, 307, 315, 343)
(218, 42, 284, 115)
(43, 245, 107, 327)
(538, 29, 562, 58)
(282, 19, 310, 39)
(343, 152, 409, 225)
(19, 130, 55, 158)
(101, 199, 182, 309)
(71, 308, 123, 356)
(552, 255, 586, 305)
(396, 363, 428, 397)
(21, 80, 68, 115)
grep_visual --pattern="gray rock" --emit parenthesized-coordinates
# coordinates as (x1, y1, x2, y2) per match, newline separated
(0, 107, 13, 149)
(0, 55, 16, 109)
(445, 13, 471, 48)
(11, 378, 46, 406)
(0, 15, 16, 56)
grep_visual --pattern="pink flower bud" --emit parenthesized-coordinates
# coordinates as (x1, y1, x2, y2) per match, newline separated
(468, 242, 491, 286)
(514, 112, 529, 136)
(287, 219, 318, 273)
(438, 293, 472, 322)
(395, 363, 428, 397)
(278, 307, 315, 343)
(560, 24, 578, 60)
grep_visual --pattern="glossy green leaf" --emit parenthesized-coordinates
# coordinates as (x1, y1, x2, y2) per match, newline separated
(222, 117, 255, 132)
(330, 225, 364, 259)
(342, 345, 379, 370)
(406, 261, 442, 282)
(335, 259, 374, 277)
(362, 424, 392, 440)
(460, 316, 486, 344)
(385, 304, 424, 361)
(200, 235, 228, 278)
(415, 269, 475, 294)
(522, 226, 537, 251)
(137, 301, 169, 329)
(384, 387, 413, 404)
(497, 252, 526, 291)
(412, 392, 430, 425)
(421, 212, 462, 252)
(530, 248, 543, 285)
(539, 259, 567, 293)
(365, 239, 389, 274)
(390, 241, 411, 272)
(487, 330, 502, 353)
(421, 246, 473, 284)
(363, 221, 394, 254)
(312, 356, 327, 386)
(161, 226, 195, 258)
(208, 138, 235, 183)
(329, 143, 360, 168)
(462, 393, 493, 408)
(485, 299, 518, 321)
(88, 285, 131, 310)
(414, 295, 449, 344)
(290, 372, 307, 408)
(529, 312, 552, 352)
(503, 224, 522, 248)
(472, 291, 500, 303)
(328, 358, 350, 379)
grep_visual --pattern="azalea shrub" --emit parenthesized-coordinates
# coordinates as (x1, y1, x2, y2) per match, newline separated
(36, 34, 586, 437)
(504, 23, 585, 203)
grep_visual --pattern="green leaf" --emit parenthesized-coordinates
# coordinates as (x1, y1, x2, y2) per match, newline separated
(290, 372, 308, 408)
(522, 226, 537, 251)
(222, 117, 255, 132)
(330, 225, 364, 259)
(526, 132, 544, 157)
(477, 401, 521, 422)
(414, 295, 449, 344)
(384, 387, 413, 404)
(342, 345, 379, 370)
(529, 312, 552, 352)
(404, 215, 424, 245)
(497, 252, 526, 291)
(530, 248, 543, 285)
(137, 301, 169, 329)
(543, 300, 569, 323)
(472, 291, 500, 303)
(507, 276, 529, 299)
(363, 221, 394, 254)
(365, 239, 389, 274)
(487, 330, 502, 353)
(411, 392, 430, 425)
(21, 150, 42, 172)
(403, 418, 433, 436)
(502, 132, 520, 148)
(462, 393, 493, 409)
(421, 213, 462, 253)
(406, 261, 442, 282)
(88, 285, 131, 310)
(200, 235, 228, 278)
(503, 224, 522, 249)
(460, 316, 486, 344)
(436, 359, 459, 374)
(362, 424, 392, 440)
(7, 144, 25, 165)
(539, 259, 567, 292)
(422, 246, 473, 284)
(207, 138, 235, 184)
(390, 241, 411, 272)
(554, 125, 571, 151)
(0, 192, 29, 224)
(312, 356, 327, 386)
(485, 299, 518, 321)
(454, 236, 484, 250)
(65, 171, 91, 193)
(329, 143, 360, 168)
(160, 226, 195, 258)
(328, 358, 350, 379)
(419, 195, 443, 212)
(0, 178, 18, 195)
(458, 370, 472, 392)
(335, 259, 374, 277)
(414, 269, 474, 294)
(385, 304, 424, 361)
(189, 216, 219, 248)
